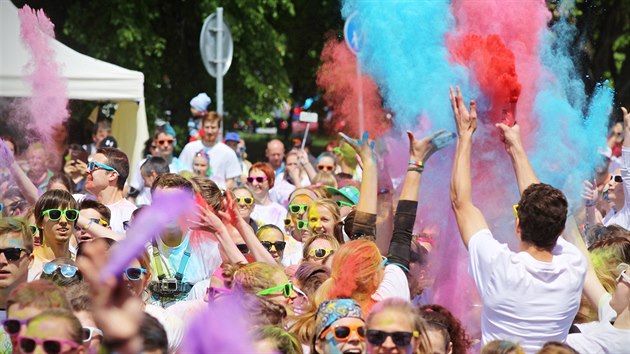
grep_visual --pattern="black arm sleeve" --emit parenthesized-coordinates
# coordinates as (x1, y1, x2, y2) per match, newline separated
(387, 200, 418, 273)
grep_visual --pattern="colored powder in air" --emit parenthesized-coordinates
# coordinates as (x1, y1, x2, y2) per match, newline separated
(16, 5, 69, 154)
(449, 34, 521, 126)
(101, 189, 194, 281)
(316, 38, 390, 137)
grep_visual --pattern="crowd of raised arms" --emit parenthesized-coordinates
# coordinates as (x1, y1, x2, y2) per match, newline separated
(0, 88, 628, 354)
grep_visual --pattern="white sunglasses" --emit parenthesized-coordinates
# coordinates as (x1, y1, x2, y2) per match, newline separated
(616, 269, 630, 285)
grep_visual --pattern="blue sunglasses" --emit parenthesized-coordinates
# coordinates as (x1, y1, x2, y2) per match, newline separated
(87, 161, 118, 174)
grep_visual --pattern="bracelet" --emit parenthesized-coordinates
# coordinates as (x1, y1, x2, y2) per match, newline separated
(409, 159, 423, 167)
(585, 201, 596, 208)
(407, 166, 424, 173)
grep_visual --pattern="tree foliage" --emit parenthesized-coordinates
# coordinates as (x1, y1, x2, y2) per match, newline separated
(11, 0, 626, 131)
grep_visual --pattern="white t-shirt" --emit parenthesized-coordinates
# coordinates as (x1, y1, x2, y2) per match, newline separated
(468, 229, 586, 353)
(250, 202, 288, 231)
(147, 231, 222, 286)
(567, 320, 630, 353)
(603, 147, 630, 229)
(129, 157, 152, 206)
(281, 236, 303, 267)
(106, 198, 137, 234)
(178, 141, 241, 189)
(145, 304, 184, 353)
(372, 265, 410, 302)
(270, 179, 297, 209)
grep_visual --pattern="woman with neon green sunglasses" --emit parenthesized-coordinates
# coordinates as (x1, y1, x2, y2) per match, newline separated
(233, 262, 297, 311)
(30, 190, 78, 280)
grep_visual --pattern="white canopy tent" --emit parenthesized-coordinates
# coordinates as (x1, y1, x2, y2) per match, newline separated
(0, 0, 148, 176)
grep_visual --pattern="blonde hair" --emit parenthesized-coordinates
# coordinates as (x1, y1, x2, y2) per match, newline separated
(302, 234, 340, 260)
(308, 198, 343, 244)
(232, 262, 285, 295)
(481, 340, 526, 354)
(367, 299, 431, 353)
(311, 172, 338, 189)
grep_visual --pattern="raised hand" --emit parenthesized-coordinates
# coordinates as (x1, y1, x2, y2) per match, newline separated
(495, 122, 524, 154)
(0, 140, 15, 169)
(581, 179, 599, 208)
(77, 239, 144, 353)
(623, 107, 630, 132)
(339, 131, 376, 164)
(449, 86, 477, 137)
(407, 130, 454, 163)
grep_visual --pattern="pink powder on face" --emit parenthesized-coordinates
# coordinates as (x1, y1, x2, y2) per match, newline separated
(17, 6, 69, 152)
(316, 38, 391, 138)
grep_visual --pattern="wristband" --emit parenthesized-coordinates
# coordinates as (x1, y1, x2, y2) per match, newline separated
(585, 201, 596, 208)
(409, 159, 423, 167)
(407, 166, 424, 173)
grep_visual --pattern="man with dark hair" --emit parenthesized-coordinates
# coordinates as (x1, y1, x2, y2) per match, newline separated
(73, 199, 112, 247)
(449, 87, 585, 352)
(147, 173, 220, 307)
(139, 313, 169, 354)
(179, 112, 241, 189)
(85, 147, 136, 233)
(83, 120, 112, 155)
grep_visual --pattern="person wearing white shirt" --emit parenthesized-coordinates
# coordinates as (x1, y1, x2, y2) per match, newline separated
(449, 87, 586, 353)
(248, 162, 288, 231)
(179, 112, 241, 189)
(84, 147, 136, 234)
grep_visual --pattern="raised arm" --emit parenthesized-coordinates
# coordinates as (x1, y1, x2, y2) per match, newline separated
(495, 121, 539, 195)
(387, 130, 450, 270)
(449, 86, 489, 248)
(1, 141, 39, 205)
(620, 107, 630, 209)
(564, 215, 606, 312)
(337, 132, 379, 241)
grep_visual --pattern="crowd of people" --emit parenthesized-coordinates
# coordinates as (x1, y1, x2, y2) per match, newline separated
(0, 88, 628, 354)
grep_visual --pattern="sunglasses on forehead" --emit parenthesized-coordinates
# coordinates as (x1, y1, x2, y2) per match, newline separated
(43, 262, 79, 278)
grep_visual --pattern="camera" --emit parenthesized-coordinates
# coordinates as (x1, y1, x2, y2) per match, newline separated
(151, 278, 180, 294)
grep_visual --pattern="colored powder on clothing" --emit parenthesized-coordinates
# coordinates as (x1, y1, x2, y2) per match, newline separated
(16, 6, 69, 152)
(316, 38, 390, 138)
(182, 291, 256, 353)
(101, 190, 194, 281)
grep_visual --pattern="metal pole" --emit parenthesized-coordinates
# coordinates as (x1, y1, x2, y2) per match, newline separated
(301, 123, 310, 150)
(217, 7, 224, 136)
(356, 60, 365, 135)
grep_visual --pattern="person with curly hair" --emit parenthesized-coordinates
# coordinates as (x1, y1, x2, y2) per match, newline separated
(418, 304, 473, 354)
